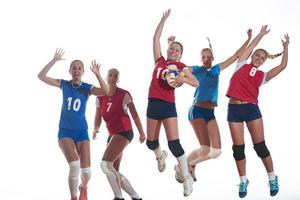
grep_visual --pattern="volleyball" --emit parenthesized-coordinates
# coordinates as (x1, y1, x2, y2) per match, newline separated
(166, 69, 185, 88)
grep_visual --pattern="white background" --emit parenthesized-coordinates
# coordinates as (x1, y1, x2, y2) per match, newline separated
(0, 0, 299, 199)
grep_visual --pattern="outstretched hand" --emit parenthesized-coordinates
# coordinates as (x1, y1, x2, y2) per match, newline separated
(53, 48, 65, 61)
(90, 60, 101, 75)
(247, 29, 252, 39)
(168, 35, 176, 45)
(282, 33, 290, 48)
(260, 25, 270, 35)
(162, 9, 171, 21)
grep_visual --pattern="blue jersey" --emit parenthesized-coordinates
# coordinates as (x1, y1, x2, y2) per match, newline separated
(59, 79, 93, 130)
(192, 64, 220, 106)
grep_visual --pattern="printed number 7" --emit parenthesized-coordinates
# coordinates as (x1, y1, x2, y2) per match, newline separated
(107, 102, 112, 112)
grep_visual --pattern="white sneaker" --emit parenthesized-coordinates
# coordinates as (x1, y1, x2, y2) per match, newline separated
(156, 150, 168, 172)
(174, 165, 184, 183)
(183, 175, 194, 197)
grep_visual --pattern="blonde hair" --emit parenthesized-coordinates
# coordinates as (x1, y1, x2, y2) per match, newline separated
(201, 37, 214, 57)
(69, 60, 84, 70)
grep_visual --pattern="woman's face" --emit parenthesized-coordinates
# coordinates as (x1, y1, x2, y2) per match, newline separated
(167, 43, 182, 61)
(251, 49, 267, 67)
(69, 60, 84, 81)
(201, 49, 213, 67)
(106, 69, 119, 86)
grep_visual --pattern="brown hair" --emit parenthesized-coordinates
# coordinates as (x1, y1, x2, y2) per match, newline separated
(254, 48, 283, 60)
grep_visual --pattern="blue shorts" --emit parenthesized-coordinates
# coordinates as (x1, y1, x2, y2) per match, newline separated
(146, 98, 177, 120)
(107, 130, 134, 143)
(58, 128, 90, 142)
(227, 103, 262, 122)
(188, 105, 215, 122)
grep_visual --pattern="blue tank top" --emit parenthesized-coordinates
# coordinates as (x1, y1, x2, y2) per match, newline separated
(192, 64, 220, 106)
(59, 79, 93, 130)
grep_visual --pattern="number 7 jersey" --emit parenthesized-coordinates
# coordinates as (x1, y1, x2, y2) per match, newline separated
(59, 79, 93, 131)
(96, 88, 133, 135)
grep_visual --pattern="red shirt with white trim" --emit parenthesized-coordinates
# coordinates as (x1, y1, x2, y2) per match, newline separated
(226, 60, 266, 104)
(96, 88, 132, 135)
(148, 56, 187, 103)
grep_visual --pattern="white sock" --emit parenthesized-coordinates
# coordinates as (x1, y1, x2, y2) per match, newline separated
(268, 172, 276, 181)
(101, 161, 123, 199)
(80, 167, 91, 187)
(119, 172, 141, 199)
(153, 146, 162, 158)
(240, 175, 248, 183)
(177, 154, 189, 178)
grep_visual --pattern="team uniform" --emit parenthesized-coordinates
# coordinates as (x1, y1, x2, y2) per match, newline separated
(58, 79, 93, 142)
(96, 88, 134, 142)
(188, 64, 220, 122)
(147, 56, 187, 120)
(227, 60, 267, 122)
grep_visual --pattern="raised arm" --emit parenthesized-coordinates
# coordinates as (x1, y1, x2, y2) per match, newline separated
(93, 104, 102, 140)
(38, 48, 65, 87)
(238, 25, 270, 62)
(128, 102, 146, 143)
(265, 34, 289, 82)
(219, 29, 252, 70)
(90, 60, 108, 96)
(153, 9, 171, 62)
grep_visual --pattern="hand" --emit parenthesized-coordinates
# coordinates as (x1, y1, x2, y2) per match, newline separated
(139, 134, 146, 143)
(168, 36, 176, 45)
(247, 29, 252, 39)
(53, 48, 65, 61)
(260, 25, 270, 35)
(90, 60, 101, 75)
(282, 33, 289, 48)
(93, 129, 99, 140)
(162, 9, 171, 21)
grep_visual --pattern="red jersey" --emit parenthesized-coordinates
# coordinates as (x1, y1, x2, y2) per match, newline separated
(148, 56, 187, 103)
(96, 88, 132, 135)
(226, 61, 266, 104)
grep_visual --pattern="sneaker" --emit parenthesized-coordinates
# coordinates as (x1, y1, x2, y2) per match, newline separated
(156, 150, 168, 172)
(113, 198, 125, 200)
(174, 165, 184, 183)
(132, 198, 142, 200)
(79, 185, 88, 200)
(189, 165, 197, 182)
(238, 179, 249, 198)
(269, 176, 279, 196)
(183, 175, 194, 197)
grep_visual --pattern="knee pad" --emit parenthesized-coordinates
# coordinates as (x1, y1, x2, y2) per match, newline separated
(232, 144, 245, 161)
(69, 160, 80, 178)
(168, 139, 185, 158)
(146, 139, 159, 150)
(100, 161, 115, 175)
(208, 148, 222, 159)
(81, 167, 91, 179)
(254, 141, 270, 158)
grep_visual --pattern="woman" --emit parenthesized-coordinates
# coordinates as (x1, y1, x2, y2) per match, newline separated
(226, 25, 289, 198)
(174, 30, 252, 182)
(146, 9, 198, 197)
(38, 49, 107, 200)
(93, 68, 146, 200)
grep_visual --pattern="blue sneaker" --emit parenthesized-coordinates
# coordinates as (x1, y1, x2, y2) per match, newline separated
(269, 176, 279, 196)
(238, 179, 249, 198)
